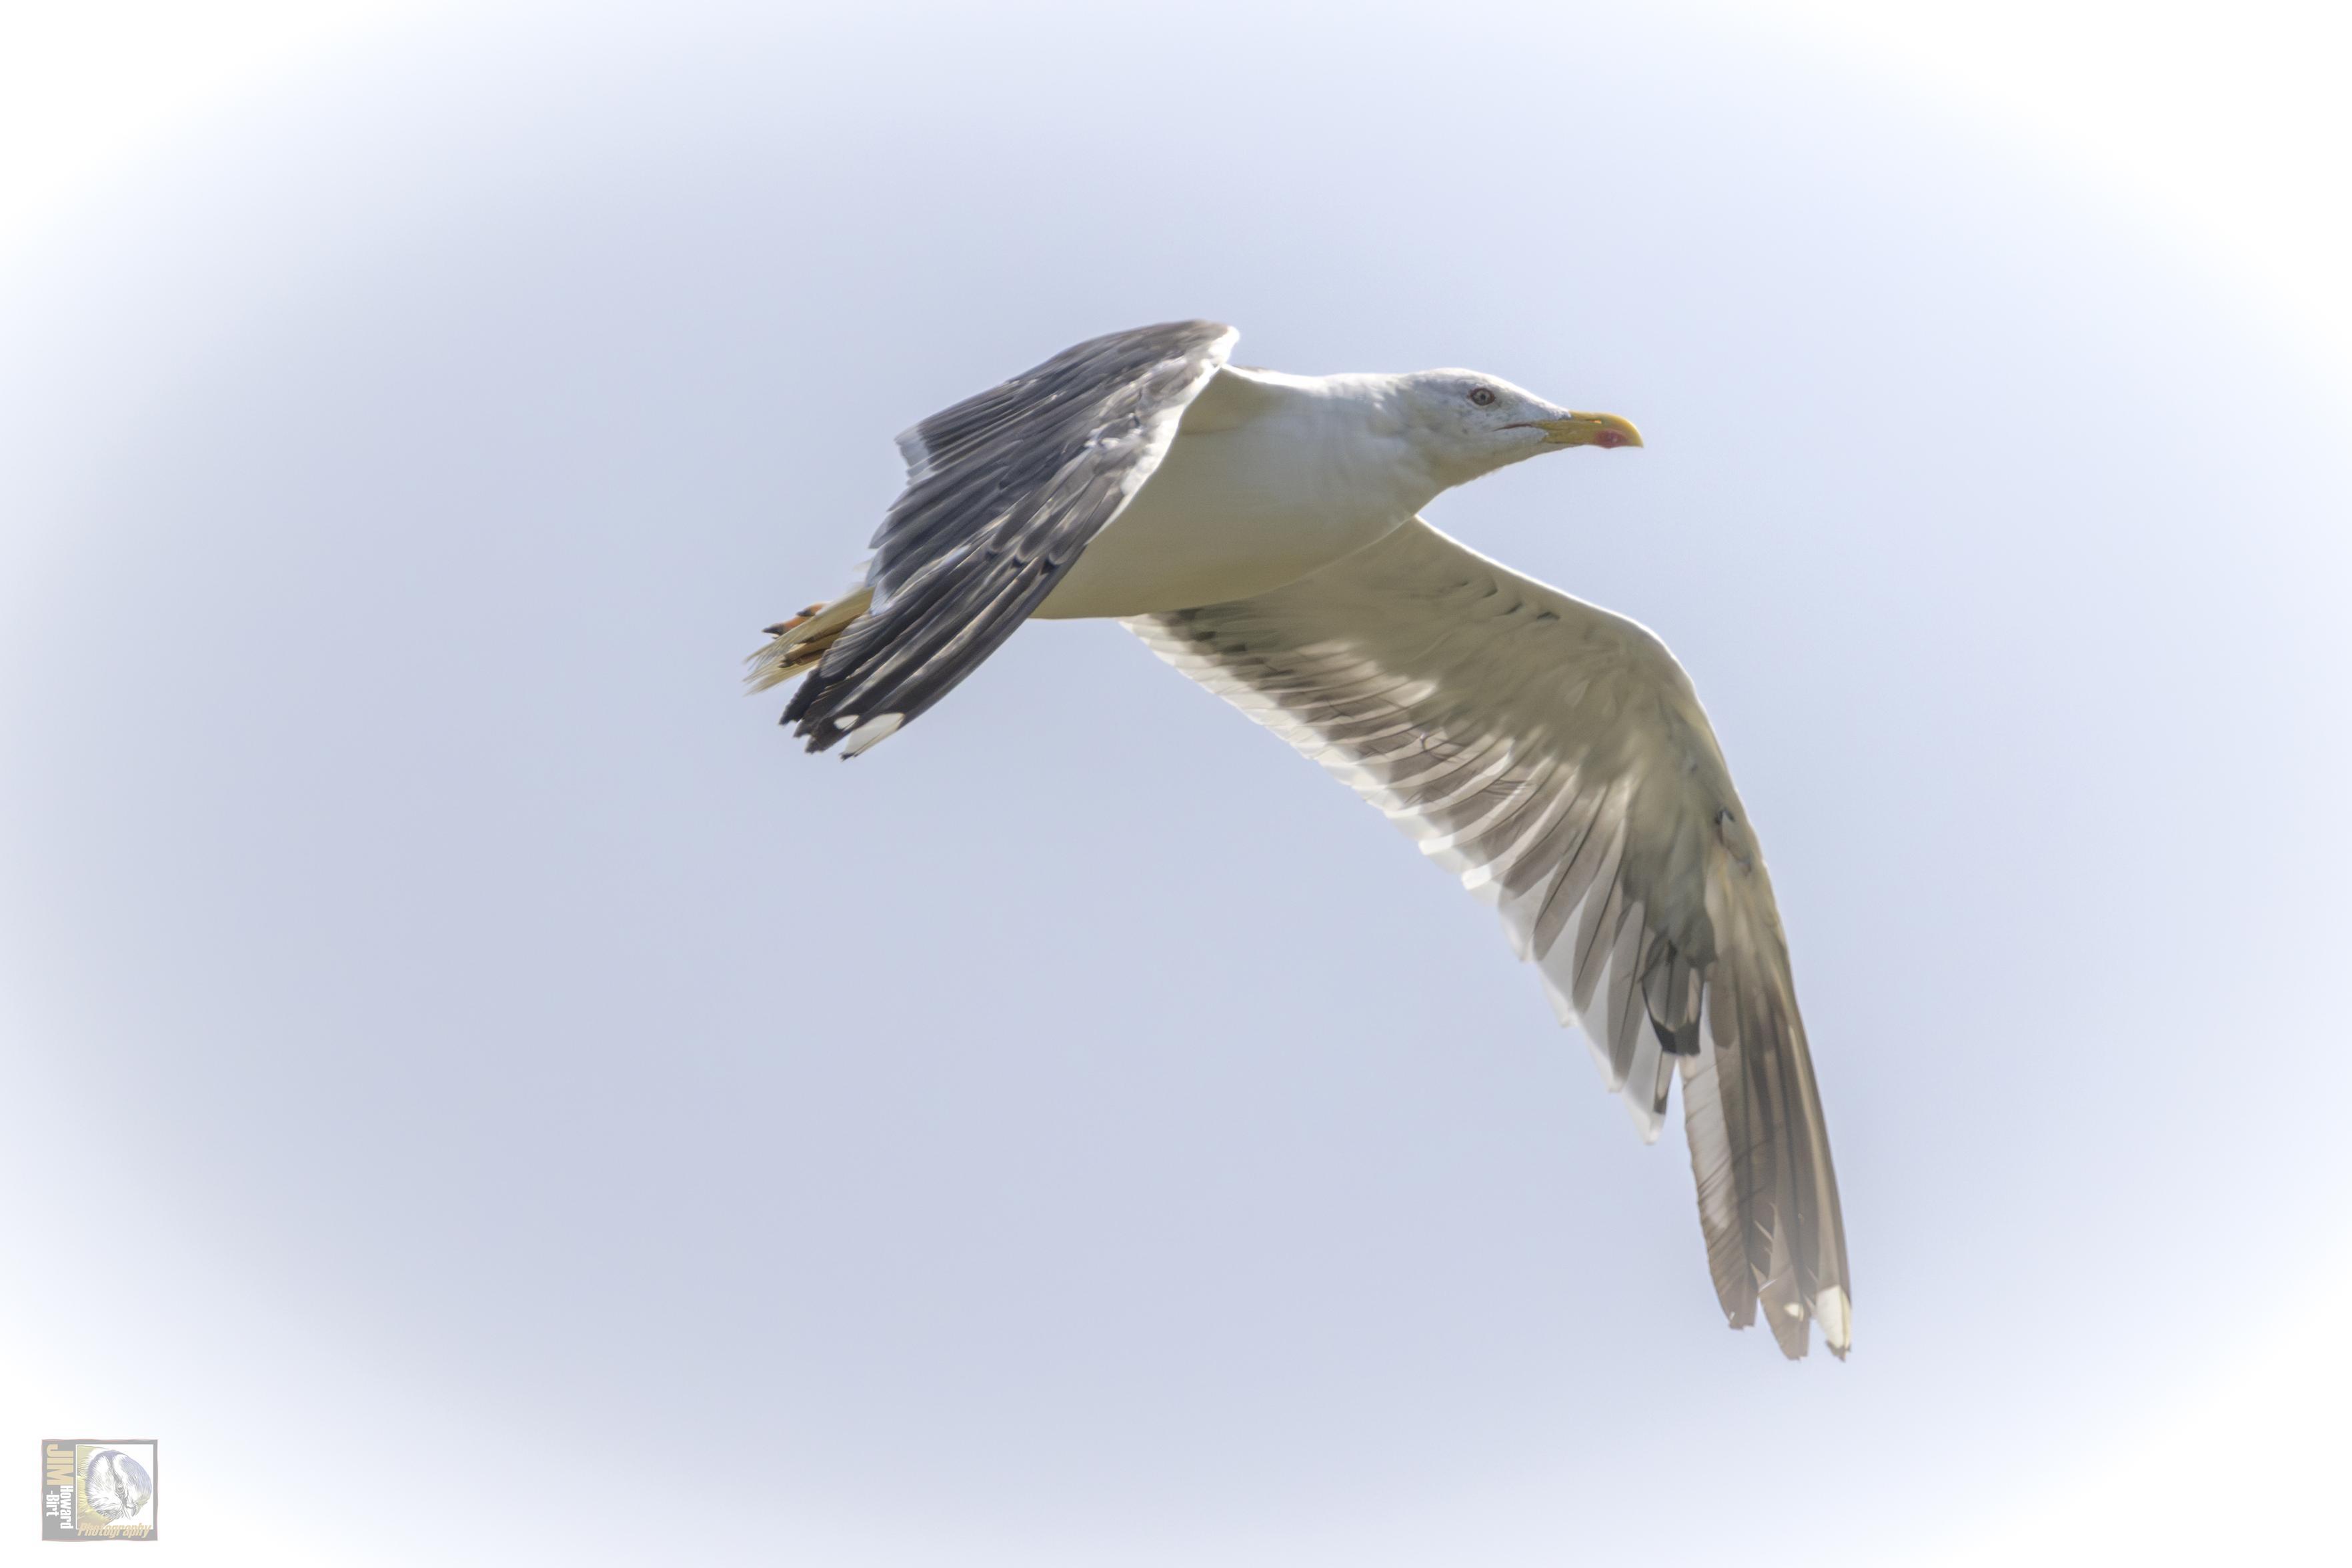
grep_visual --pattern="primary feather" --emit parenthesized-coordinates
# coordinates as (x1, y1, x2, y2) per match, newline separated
(1128, 519, 1849, 1356)
(753, 322, 1852, 1358)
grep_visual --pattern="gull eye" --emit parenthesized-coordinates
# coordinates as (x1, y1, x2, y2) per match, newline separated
(1468, 387, 1497, 407)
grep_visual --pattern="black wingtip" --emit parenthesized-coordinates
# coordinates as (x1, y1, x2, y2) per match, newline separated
(1651, 1013, 1702, 1057)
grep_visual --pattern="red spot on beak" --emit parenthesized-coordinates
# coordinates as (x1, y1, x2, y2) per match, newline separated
(1592, 430, 1628, 448)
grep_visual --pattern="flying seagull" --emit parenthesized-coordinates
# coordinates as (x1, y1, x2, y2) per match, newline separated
(749, 321, 1851, 1359)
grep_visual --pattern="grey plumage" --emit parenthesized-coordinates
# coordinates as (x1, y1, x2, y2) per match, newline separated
(754, 324, 1850, 1359)
(782, 320, 1234, 753)
(1128, 519, 1850, 1357)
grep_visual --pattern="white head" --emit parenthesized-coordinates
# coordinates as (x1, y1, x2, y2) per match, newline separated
(1386, 368, 1642, 489)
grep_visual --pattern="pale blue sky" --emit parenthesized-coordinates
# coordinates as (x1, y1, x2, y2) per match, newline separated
(3, 3, 2348, 1563)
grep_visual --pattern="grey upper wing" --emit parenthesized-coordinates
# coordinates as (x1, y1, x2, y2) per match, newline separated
(782, 320, 1237, 754)
(1126, 519, 1851, 1359)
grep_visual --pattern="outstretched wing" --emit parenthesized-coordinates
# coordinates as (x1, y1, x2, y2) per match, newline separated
(781, 320, 1237, 755)
(1127, 518, 1851, 1359)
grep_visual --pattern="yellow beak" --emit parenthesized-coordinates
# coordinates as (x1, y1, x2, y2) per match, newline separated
(1527, 411, 1643, 449)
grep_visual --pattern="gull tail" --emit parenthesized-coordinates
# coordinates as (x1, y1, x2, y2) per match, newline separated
(745, 585, 875, 694)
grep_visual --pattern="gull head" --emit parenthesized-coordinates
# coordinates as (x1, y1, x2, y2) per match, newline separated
(1391, 369, 1642, 487)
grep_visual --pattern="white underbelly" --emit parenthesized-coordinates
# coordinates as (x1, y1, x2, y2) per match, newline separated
(1034, 424, 1413, 619)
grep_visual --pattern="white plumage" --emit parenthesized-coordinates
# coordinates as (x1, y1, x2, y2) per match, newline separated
(754, 321, 1851, 1359)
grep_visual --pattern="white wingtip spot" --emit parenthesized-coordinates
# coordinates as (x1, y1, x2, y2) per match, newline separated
(1815, 1287, 1854, 1353)
(841, 713, 904, 757)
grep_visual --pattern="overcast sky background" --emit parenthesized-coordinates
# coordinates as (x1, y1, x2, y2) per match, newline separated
(3, 2, 2348, 1563)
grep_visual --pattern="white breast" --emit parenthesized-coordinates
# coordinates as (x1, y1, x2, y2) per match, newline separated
(1033, 369, 1437, 619)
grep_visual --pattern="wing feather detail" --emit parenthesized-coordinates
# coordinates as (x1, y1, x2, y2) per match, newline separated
(781, 320, 1236, 752)
(1126, 518, 1851, 1358)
